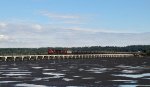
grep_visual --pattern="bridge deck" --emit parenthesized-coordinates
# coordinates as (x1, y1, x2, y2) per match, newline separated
(0, 54, 142, 62)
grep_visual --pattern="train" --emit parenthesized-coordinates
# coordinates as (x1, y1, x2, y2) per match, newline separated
(47, 49, 113, 55)
(48, 49, 72, 54)
(48, 49, 105, 55)
(48, 49, 141, 55)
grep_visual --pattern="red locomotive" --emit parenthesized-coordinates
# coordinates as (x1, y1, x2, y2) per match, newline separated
(48, 49, 72, 54)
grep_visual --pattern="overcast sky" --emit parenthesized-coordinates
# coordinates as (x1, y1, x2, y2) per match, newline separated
(0, 0, 150, 48)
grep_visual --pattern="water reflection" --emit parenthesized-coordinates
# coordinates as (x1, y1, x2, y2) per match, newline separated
(0, 57, 149, 86)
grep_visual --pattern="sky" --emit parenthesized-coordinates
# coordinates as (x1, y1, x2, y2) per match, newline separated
(0, 0, 150, 48)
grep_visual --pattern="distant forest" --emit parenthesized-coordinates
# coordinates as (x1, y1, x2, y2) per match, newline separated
(0, 45, 150, 56)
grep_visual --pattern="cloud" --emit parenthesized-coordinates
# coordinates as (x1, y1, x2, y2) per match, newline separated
(64, 27, 119, 33)
(39, 11, 88, 26)
(41, 11, 80, 19)
(0, 20, 150, 48)
(0, 22, 7, 28)
(31, 24, 42, 30)
(62, 20, 85, 24)
(40, 11, 85, 25)
(0, 35, 9, 41)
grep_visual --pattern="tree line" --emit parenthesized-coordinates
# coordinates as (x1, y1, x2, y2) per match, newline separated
(0, 45, 150, 56)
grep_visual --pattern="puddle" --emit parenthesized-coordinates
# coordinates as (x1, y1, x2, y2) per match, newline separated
(0, 70, 28, 72)
(78, 68, 84, 71)
(62, 78, 74, 81)
(7, 72, 32, 74)
(121, 70, 141, 74)
(32, 67, 43, 69)
(43, 72, 65, 76)
(2, 73, 31, 76)
(119, 85, 150, 87)
(110, 80, 137, 83)
(9, 68, 19, 70)
(43, 69, 56, 71)
(73, 76, 81, 78)
(15, 83, 48, 87)
(0, 81, 20, 84)
(43, 72, 65, 78)
(61, 69, 69, 72)
(112, 73, 150, 78)
(116, 65, 144, 70)
(85, 68, 108, 73)
(32, 78, 42, 81)
(82, 77, 95, 80)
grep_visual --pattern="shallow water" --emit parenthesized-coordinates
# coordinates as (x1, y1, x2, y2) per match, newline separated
(0, 57, 150, 87)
